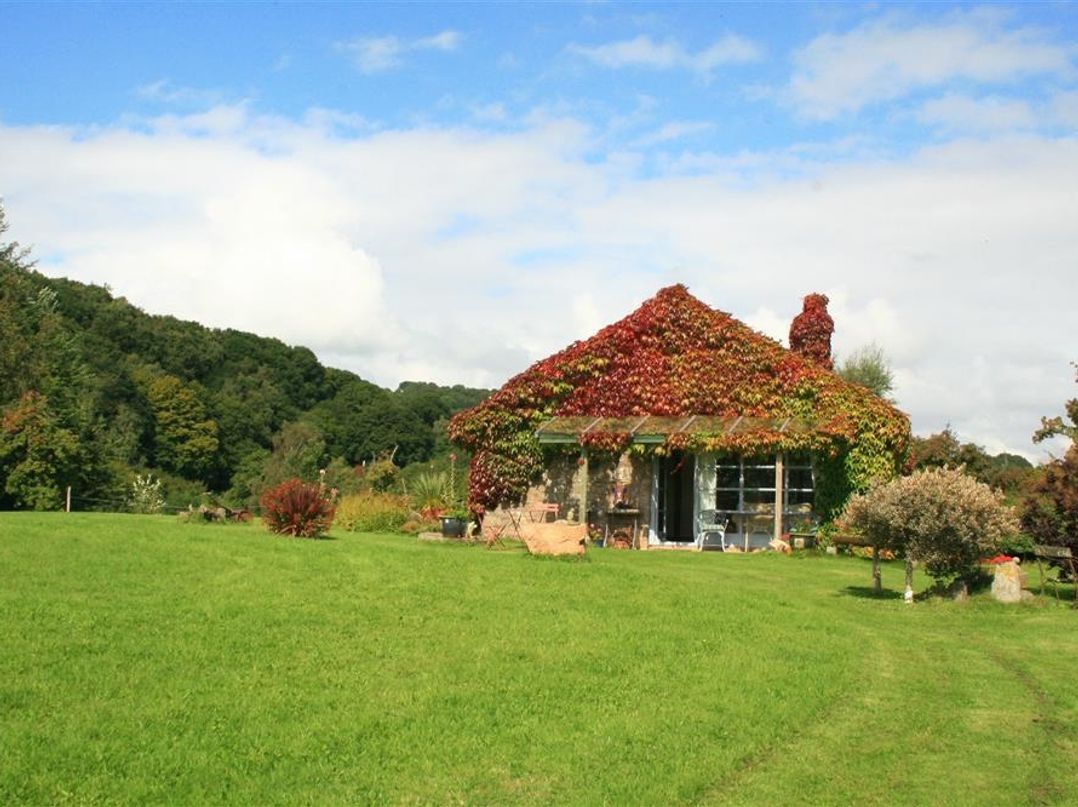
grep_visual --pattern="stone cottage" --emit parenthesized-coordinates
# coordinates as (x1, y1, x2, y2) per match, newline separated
(449, 285, 909, 550)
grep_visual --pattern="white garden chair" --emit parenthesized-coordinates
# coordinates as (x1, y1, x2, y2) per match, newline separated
(698, 510, 729, 550)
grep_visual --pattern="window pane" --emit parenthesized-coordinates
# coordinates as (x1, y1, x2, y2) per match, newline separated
(744, 513, 773, 534)
(787, 468, 813, 490)
(788, 488, 814, 506)
(717, 490, 739, 511)
(743, 488, 774, 505)
(717, 466, 740, 488)
(744, 466, 774, 489)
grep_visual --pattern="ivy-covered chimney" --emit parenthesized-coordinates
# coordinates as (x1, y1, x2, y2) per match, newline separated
(789, 293, 834, 370)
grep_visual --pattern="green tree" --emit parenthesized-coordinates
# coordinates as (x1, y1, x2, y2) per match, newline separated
(26, 286, 96, 430)
(0, 391, 81, 509)
(0, 270, 34, 403)
(836, 344, 894, 400)
(908, 427, 1034, 496)
(305, 379, 387, 461)
(1033, 364, 1078, 444)
(146, 375, 219, 479)
(0, 200, 32, 268)
(259, 421, 327, 491)
(349, 398, 432, 466)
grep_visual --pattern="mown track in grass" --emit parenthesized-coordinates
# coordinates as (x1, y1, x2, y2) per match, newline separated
(1, 513, 1075, 805)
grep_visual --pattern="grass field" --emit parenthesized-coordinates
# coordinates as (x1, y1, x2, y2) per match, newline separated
(1, 513, 1075, 805)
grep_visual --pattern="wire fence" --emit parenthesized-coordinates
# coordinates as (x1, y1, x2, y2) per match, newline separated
(58, 488, 260, 517)
(67, 494, 201, 515)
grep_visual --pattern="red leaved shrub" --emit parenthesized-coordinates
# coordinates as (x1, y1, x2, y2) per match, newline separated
(260, 478, 336, 538)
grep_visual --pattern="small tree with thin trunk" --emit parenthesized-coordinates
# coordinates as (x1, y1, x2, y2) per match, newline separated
(837, 343, 895, 401)
(842, 467, 1018, 598)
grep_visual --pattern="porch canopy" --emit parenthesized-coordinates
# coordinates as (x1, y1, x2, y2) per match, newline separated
(534, 414, 813, 445)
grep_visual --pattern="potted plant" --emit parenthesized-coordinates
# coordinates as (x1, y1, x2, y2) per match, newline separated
(441, 507, 470, 538)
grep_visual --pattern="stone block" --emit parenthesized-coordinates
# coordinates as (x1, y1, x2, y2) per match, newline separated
(517, 521, 587, 556)
(991, 561, 1024, 604)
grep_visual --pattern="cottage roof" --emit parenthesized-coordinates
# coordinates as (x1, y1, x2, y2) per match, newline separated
(451, 284, 906, 449)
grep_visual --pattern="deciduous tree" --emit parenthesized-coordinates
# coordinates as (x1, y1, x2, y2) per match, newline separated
(842, 467, 1018, 594)
(0, 391, 81, 509)
(146, 375, 219, 480)
(1021, 366, 1078, 554)
(837, 344, 894, 400)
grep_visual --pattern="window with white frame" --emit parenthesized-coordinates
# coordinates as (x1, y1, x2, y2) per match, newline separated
(712, 453, 814, 538)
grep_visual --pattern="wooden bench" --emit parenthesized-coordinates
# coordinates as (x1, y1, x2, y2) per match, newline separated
(830, 533, 873, 548)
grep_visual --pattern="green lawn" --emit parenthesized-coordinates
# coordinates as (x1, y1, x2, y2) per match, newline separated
(1, 513, 1075, 805)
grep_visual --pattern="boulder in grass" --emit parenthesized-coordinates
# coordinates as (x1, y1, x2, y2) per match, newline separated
(518, 522, 587, 556)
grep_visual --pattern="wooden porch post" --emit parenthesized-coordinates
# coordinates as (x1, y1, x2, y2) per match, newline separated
(580, 447, 589, 526)
(773, 452, 784, 544)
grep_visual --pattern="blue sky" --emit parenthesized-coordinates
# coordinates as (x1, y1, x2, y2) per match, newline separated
(1, 2, 1077, 458)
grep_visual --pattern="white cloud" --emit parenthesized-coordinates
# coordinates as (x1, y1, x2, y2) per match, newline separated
(135, 80, 227, 107)
(915, 93, 1037, 131)
(634, 120, 715, 146)
(417, 31, 461, 52)
(470, 102, 508, 123)
(337, 29, 461, 74)
(789, 10, 1073, 118)
(569, 33, 761, 76)
(1050, 89, 1078, 126)
(1, 110, 1075, 459)
(911, 89, 1078, 134)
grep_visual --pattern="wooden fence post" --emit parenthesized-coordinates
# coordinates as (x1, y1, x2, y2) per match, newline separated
(872, 545, 881, 593)
(66, 486, 72, 513)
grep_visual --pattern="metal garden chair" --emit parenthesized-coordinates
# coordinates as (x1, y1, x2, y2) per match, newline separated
(698, 509, 730, 550)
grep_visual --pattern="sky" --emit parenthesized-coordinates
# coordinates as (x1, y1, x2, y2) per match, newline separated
(1, 1, 1076, 460)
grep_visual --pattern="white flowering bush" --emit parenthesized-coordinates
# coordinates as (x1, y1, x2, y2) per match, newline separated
(842, 467, 1018, 587)
(129, 474, 165, 514)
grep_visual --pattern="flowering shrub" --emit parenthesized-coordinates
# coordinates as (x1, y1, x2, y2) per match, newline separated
(260, 478, 336, 538)
(362, 454, 399, 493)
(841, 467, 1018, 587)
(449, 285, 908, 515)
(334, 491, 412, 533)
(128, 474, 164, 514)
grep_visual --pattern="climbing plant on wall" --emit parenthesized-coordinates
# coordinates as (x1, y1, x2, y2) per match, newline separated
(789, 293, 835, 371)
(449, 285, 909, 516)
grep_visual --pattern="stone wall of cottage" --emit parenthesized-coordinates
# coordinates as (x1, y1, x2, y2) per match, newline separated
(482, 451, 654, 547)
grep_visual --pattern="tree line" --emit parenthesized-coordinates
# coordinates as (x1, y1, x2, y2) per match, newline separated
(0, 204, 489, 510)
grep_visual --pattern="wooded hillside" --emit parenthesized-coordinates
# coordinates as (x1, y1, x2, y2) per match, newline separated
(0, 206, 489, 510)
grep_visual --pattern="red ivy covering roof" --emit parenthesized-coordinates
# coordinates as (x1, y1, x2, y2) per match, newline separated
(449, 284, 909, 511)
